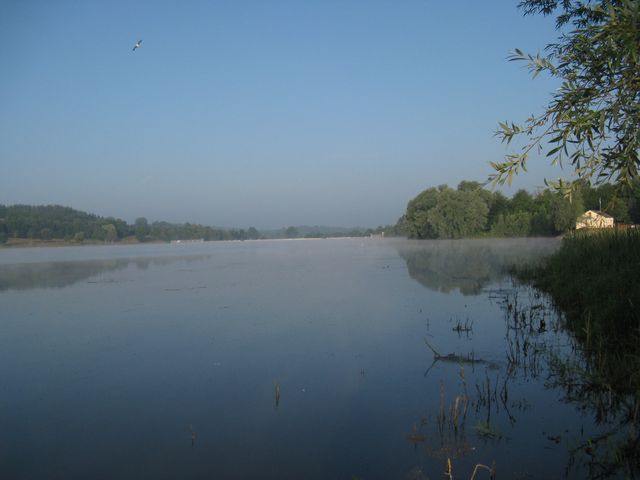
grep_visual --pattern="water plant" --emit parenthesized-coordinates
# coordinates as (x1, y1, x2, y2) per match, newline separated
(189, 424, 196, 447)
(473, 421, 502, 440)
(406, 422, 427, 445)
(274, 383, 281, 409)
(514, 229, 640, 347)
(452, 316, 474, 336)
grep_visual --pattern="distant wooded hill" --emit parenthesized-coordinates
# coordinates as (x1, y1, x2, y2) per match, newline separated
(0, 205, 387, 244)
(0, 204, 255, 244)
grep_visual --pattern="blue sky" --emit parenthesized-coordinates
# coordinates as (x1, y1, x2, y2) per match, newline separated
(1, 1, 564, 229)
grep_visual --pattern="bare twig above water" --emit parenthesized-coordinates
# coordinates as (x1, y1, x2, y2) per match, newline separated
(470, 461, 496, 480)
(424, 337, 488, 366)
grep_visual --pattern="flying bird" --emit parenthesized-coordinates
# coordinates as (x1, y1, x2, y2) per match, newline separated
(132, 39, 142, 51)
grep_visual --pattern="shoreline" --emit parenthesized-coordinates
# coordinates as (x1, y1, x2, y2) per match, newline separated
(0, 236, 388, 249)
(0, 238, 148, 249)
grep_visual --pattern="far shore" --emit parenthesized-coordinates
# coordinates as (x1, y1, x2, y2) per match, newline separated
(0, 235, 385, 249)
(0, 237, 148, 249)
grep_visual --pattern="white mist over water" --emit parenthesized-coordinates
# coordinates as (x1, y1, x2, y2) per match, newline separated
(3, 238, 606, 479)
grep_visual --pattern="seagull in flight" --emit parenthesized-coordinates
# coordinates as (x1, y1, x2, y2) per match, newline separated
(132, 39, 142, 51)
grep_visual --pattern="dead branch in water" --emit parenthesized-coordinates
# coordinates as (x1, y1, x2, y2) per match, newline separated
(424, 337, 487, 365)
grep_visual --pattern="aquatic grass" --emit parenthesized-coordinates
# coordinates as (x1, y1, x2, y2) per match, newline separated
(450, 394, 468, 431)
(406, 420, 427, 445)
(452, 316, 474, 336)
(513, 229, 640, 394)
(514, 229, 640, 344)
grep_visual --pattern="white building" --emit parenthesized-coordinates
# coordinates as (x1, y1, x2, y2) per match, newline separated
(575, 210, 614, 229)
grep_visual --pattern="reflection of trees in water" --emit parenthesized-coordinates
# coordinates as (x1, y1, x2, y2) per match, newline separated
(410, 266, 637, 478)
(545, 338, 640, 478)
(500, 288, 640, 479)
(0, 255, 210, 292)
(397, 239, 559, 295)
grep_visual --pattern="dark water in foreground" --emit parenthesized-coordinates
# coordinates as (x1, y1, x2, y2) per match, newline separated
(0, 238, 623, 479)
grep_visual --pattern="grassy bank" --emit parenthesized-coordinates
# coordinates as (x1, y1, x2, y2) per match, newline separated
(517, 229, 640, 340)
(515, 228, 640, 392)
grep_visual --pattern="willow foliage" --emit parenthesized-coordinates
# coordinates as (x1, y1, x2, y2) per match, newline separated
(492, 0, 640, 192)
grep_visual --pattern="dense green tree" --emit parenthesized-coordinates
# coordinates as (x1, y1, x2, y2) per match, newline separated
(102, 224, 117, 243)
(492, 0, 640, 192)
(285, 226, 299, 238)
(404, 187, 441, 238)
(229, 229, 246, 240)
(247, 227, 260, 239)
(425, 188, 489, 239)
(551, 190, 584, 232)
(491, 212, 532, 237)
(629, 180, 640, 223)
(111, 218, 129, 239)
(487, 191, 510, 226)
(404, 184, 491, 239)
(528, 190, 555, 235)
(403, 180, 602, 239)
(134, 217, 149, 242)
(0, 220, 8, 244)
(510, 190, 535, 213)
(457, 180, 484, 193)
(39, 228, 53, 240)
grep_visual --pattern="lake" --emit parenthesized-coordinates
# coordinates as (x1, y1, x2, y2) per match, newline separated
(0, 238, 628, 479)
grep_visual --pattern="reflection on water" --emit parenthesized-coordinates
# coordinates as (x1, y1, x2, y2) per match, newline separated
(0, 238, 633, 479)
(498, 288, 640, 479)
(0, 255, 211, 291)
(397, 238, 559, 295)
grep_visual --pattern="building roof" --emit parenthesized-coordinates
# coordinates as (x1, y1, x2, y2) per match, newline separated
(582, 210, 614, 219)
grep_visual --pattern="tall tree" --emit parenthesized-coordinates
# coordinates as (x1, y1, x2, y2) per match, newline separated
(102, 224, 118, 243)
(492, 0, 640, 192)
(404, 184, 491, 239)
(134, 217, 149, 242)
(404, 187, 442, 239)
(0, 219, 8, 244)
(247, 227, 260, 240)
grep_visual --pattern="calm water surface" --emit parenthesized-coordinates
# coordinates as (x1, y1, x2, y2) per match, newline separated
(0, 238, 613, 479)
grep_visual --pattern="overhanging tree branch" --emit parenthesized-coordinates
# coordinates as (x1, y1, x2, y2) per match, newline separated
(492, 0, 640, 193)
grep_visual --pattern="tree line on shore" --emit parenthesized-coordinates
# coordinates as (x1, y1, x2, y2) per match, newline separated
(2, 179, 638, 244)
(0, 205, 261, 244)
(0, 205, 377, 244)
(398, 180, 640, 239)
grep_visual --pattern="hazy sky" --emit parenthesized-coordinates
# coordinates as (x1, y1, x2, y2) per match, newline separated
(1, 1, 565, 229)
